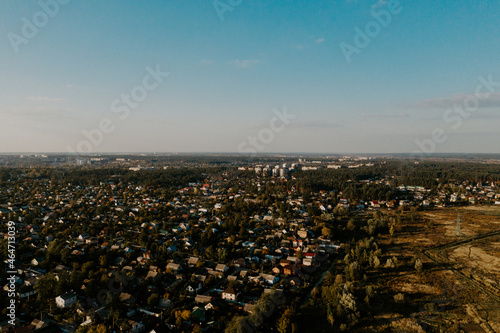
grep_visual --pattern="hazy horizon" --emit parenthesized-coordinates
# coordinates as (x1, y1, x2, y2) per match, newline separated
(1, 1, 499, 154)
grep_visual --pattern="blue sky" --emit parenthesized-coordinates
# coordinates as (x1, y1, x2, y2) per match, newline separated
(1, 0, 499, 154)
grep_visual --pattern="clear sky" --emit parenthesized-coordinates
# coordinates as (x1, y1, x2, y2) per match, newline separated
(1, 0, 499, 154)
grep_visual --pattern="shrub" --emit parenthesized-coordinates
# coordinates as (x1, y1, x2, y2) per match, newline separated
(414, 259, 423, 273)
(390, 318, 425, 333)
(394, 293, 405, 304)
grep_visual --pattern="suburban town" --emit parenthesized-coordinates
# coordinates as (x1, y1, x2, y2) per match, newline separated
(1, 154, 500, 332)
(3, 0, 500, 332)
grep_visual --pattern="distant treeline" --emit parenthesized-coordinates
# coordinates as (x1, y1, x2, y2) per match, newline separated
(1, 160, 500, 191)
(0, 167, 219, 187)
(291, 161, 500, 197)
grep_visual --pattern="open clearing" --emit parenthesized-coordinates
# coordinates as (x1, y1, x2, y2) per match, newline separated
(361, 206, 500, 332)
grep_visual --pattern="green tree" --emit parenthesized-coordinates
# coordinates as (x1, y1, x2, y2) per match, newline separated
(217, 247, 228, 263)
(322, 227, 333, 238)
(276, 308, 297, 333)
(35, 273, 57, 303)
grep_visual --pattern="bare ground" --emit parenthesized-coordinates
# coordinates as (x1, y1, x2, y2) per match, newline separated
(359, 206, 500, 332)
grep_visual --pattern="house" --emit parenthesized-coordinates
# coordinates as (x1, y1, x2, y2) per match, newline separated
(272, 266, 283, 274)
(232, 258, 246, 267)
(55, 264, 70, 272)
(297, 229, 308, 239)
(215, 264, 229, 273)
(195, 295, 212, 304)
(204, 301, 219, 311)
(188, 257, 200, 267)
(27, 318, 48, 331)
(192, 306, 206, 322)
(287, 256, 301, 264)
(303, 258, 313, 266)
(279, 259, 292, 267)
(222, 287, 239, 301)
(145, 271, 158, 281)
(122, 266, 134, 273)
(127, 321, 145, 333)
(260, 274, 279, 285)
(31, 257, 44, 266)
(166, 262, 182, 273)
(85, 237, 97, 245)
(207, 269, 224, 278)
(119, 293, 135, 306)
(56, 292, 77, 308)
(78, 233, 90, 240)
(283, 264, 294, 275)
(186, 283, 202, 294)
(157, 298, 173, 310)
(289, 277, 302, 287)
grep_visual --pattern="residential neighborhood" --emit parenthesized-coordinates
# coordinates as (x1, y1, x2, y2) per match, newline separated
(1, 155, 500, 332)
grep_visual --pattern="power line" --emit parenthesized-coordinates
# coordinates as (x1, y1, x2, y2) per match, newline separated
(455, 210, 463, 237)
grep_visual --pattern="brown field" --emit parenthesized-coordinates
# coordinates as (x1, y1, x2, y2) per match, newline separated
(362, 206, 500, 332)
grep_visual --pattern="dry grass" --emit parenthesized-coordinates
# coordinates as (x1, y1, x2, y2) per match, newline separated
(361, 207, 500, 332)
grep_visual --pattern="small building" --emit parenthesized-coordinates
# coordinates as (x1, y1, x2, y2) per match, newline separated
(127, 321, 145, 333)
(272, 266, 283, 274)
(166, 262, 182, 273)
(188, 257, 200, 267)
(31, 257, 44, 266)
(283, 264, 294, 275)
(260, 274, 279, 285)
(56, 292, 77, 308)
(157, 298, 174, 310)
(222, 287, 239, 301)
(186, 283, 202, 294)
(195, 295, 213, 304)
(192, 306, 206, 322)
(215, 264, 229, 273)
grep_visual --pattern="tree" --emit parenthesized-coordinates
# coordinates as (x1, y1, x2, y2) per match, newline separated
(192, 325, 203, 333)
(35, 273, 57, 303)
(89, 324, 108, 333)
(414, 259, 423, 273)
(385, 258, 396, 269)
(175, 310, 192, 326)
(225, 316, 249, 333)
(364, 285, 374, 305)
(394, 293, 405, 303)
(322, 227, 333, 238)
(347, 220, 356, 231)
(217, 248, 228, 263)
(99, 255, 108, 267)
(276, 308, 297, 333)
(82, 261, 94, 274)
(147, 294, 159, 307)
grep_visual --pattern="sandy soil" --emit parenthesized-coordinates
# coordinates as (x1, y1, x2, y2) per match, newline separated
(365, 207, 500, 331)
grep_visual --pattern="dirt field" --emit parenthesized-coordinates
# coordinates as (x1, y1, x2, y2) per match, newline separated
(365, 206, 500, 332)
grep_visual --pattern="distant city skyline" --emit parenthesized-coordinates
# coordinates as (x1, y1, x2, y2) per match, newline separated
(1, 0, 499, 154)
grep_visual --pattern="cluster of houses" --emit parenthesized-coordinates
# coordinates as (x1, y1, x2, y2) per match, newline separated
(1, 160, 500, 332)
(1, 172, 344, 332)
